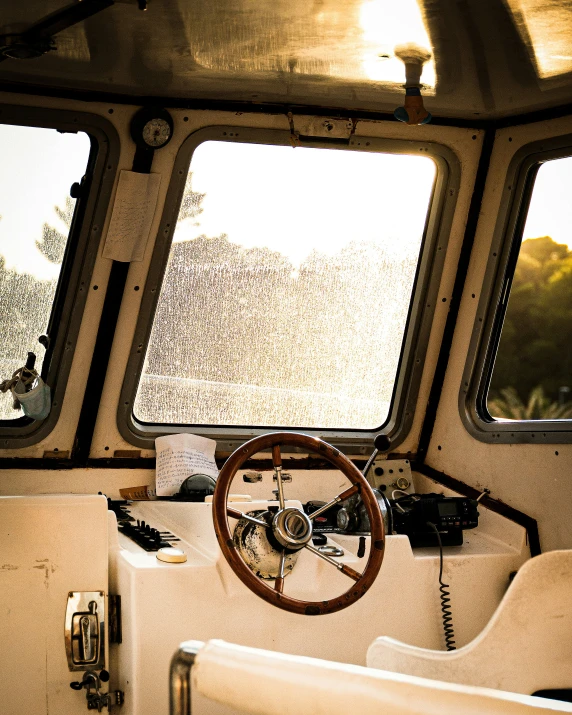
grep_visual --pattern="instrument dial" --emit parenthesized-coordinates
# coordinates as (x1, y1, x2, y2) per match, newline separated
(142, 117, 172, 148)
(130, 108, 174, 150)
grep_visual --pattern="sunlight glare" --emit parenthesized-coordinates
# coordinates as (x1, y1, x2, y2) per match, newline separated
(523, 157, 572, 247)
(505, 0, 572, 79)
(359, 0, 435, 87)
(175, 141, 436, 268)
(0, 126, 90, 280)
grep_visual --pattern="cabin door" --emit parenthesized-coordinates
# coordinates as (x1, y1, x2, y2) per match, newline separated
(0, 494, 109, 714)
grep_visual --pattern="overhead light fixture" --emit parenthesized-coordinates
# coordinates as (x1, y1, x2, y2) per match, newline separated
(393, 44, 432, 125)
(360, 0, 435, 87)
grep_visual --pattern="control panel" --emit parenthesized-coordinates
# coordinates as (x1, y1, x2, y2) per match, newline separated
(108, 500, 180, 552)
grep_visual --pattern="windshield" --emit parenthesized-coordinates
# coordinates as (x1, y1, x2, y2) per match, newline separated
(134, 140, 436, 430)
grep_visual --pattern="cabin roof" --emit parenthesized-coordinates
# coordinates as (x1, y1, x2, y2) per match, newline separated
(1, 0, 571, 121)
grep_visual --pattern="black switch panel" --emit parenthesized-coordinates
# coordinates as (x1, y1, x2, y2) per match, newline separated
(118, 518, 180, 552)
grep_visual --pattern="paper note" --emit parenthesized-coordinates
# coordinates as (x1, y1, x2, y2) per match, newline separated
(155, 433, 218, 497)
(103, 170, 161, 262)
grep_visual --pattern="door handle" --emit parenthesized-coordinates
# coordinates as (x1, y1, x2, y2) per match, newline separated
(65, 591, 105, 671)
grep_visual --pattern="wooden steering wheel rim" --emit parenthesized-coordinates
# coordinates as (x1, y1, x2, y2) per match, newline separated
(212, 432, 385, 615)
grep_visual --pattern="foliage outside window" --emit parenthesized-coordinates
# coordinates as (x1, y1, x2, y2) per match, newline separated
(0, 124, 90, 420)
(488, 156, 572, 420)
(134, 140, 436, 431)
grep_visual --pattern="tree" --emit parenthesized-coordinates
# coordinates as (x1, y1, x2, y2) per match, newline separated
(178, 172, 205, 222)
(489, 235, 572, 416)
(0, 196, 73, 419)
(36, 195, 73, 263)
(489, 386, 572, 420)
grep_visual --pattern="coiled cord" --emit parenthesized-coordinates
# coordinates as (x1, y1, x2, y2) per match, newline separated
(427, 522, 456, 651)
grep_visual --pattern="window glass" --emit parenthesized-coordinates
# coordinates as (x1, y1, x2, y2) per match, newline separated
(488, 156, 572, 420)
(0, 124, 91, 421)
(134, 140, 435, 430)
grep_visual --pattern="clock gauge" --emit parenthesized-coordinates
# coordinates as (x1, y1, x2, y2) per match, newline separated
(130, 108, 174, 150)
(142, 117, 172, 148)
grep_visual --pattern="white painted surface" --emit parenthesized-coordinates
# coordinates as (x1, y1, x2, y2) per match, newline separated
(0, 92, 568, 715)
(0, 494, 108, 715)
(425, 114, 572, 553)
(112, 498, 528, 715)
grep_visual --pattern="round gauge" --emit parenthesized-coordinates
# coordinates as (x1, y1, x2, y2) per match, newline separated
(142, 117, 171, 148)
(337, 507, 353, 531)
(130, 107, 174, 150)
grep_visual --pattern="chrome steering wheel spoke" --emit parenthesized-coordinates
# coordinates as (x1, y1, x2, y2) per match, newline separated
(226, 507, 269, 528)
(305, 542, 361, 582)
(272, 445, 286, 510)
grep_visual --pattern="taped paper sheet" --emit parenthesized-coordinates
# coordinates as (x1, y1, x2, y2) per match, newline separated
(155, 433, 218, 497)
(103, 170, 161, 262)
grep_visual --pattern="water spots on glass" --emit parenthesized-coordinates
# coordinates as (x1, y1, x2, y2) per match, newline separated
(0, 125, 90, 420)
(134, 141, 435, 429)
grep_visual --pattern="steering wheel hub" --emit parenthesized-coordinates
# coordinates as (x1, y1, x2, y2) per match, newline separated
(272, 508, 313, 550)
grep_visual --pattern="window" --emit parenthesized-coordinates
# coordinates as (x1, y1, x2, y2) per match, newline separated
(488, 156, 572, 421)
(0, 106, 118, 448)
(136, 141, 435, 431)
(0, 124, 91, 421)
(122, 127, 457, 449)
(462, 134, 572, 443)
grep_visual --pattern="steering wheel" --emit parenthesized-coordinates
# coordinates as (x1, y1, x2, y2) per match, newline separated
(212, 432, 385, 615)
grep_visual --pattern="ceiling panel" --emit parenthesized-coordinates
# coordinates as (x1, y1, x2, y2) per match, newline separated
(0, 0, 571, 119)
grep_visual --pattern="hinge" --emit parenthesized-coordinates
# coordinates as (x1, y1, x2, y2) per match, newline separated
(109, 594, 122, 645)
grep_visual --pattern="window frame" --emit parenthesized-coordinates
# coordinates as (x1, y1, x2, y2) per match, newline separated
(0, 104, 119, 448)
(461, 133, 572, 443)
(119, 125, 459, 455)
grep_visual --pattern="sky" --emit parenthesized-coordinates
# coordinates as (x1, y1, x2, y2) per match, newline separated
(175, 140, 436, 267)
(0, 125, 90, 280)
(1, 126, 572, 283)
(523, 157, 572, 245)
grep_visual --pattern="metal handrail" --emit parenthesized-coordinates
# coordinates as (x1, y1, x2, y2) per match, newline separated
(170, 640, 204, 715)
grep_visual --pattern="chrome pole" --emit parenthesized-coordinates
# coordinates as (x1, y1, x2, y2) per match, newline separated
(169, 640, 204, 715)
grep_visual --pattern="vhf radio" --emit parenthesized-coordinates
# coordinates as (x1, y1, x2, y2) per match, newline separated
(391, 493, 479, 547)
(307, 491, 479, 547)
